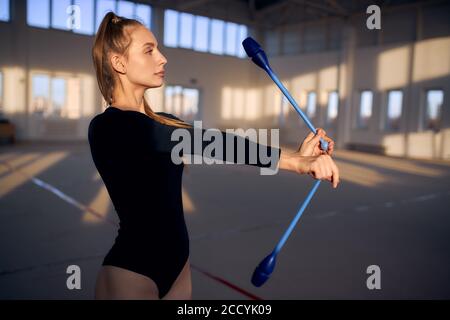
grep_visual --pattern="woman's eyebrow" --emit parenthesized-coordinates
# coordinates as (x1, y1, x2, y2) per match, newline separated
(142, 42, 157, 48)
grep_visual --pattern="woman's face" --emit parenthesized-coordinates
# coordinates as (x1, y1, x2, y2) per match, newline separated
(123, 25, 167, 89)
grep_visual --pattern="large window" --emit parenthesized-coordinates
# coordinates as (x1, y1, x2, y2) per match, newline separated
(194, 16, 209, 52)
(164, 9, 248, 58)
(0, 0, 10, 22)
(164, 10, 178, 47)
(424, 89, 444, 131)
(51, 0, 72, 31)
(306, 92, 316, 118)
(135, 3, 151, 30)
(27, 0, 151, 35)
(164, 86, 199, 123)
(327, 91, 339, 125)
(74, 0, 95, 35)
(31, 74, 81, 119)
(27, 0, 51, 28)
(31, 74, 50, 115)
(385, 90, 403, 131)
(358, 90, 373, 129)
(225, 22, 238, 56)
(117, 0, 133, 18)
(51, 77, 67, 117)
(95, 0, 116, 31)
(210, 19, 224, 55)
(179, 12, 194, 49)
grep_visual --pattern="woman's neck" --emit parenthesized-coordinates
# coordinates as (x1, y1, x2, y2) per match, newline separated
(111, 84, 146, 113)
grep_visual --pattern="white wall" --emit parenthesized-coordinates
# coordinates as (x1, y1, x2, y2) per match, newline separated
(1, 1, 449, 160)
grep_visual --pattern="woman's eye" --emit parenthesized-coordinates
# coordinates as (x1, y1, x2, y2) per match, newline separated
(146, 50, 153, 54)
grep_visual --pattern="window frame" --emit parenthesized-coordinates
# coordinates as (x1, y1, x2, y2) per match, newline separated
(26, 0, 152, 36)
(0, 0, 11, 22)
(356, 89, 373, 130)
(163, 8, 248, 59)
(163, 84, 201, 123)
(29, 70, 82, 119)
(384, 89, 404, 132)
(326, 90, 339, 126)
(422, 88, 444, 132)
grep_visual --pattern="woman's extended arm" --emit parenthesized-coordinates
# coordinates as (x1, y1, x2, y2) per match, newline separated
(152, 113, 280, 169)
(152, 113, 339, 187)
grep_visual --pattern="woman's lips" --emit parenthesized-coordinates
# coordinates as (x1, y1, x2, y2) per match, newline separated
(155, 72, 165, 77)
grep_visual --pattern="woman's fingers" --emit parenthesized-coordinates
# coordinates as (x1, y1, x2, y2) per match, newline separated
(327, 140, 334, 156)
(299, 128, 336, 157)
(309, 129, 324, 148)
(331, 159, 340, 188)
(309, 154, 340, 188)
(303, 131, 315, 143)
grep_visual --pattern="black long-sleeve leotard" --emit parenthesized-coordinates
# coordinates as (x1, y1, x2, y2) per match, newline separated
(88, 105, 281, 298)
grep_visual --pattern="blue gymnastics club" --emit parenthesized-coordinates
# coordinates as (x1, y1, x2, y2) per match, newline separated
(242, 37, 330, 287)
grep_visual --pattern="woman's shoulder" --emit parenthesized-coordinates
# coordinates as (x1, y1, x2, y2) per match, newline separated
(156, 111, 181, 121)
(88, 108, 181, 139)
(88, 112, 109, 144)
(88, 107, 138, 140)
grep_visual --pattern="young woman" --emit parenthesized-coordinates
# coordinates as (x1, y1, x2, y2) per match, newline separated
(88, 12, 339, 300)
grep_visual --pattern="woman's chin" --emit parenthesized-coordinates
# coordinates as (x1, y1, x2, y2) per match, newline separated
(146, 81, 164, 89)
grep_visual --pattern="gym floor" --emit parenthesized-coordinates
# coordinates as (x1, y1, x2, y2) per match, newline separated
(0, 141, 449, 299)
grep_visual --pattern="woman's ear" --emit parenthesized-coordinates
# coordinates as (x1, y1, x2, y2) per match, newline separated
(110, 54, 127, 74)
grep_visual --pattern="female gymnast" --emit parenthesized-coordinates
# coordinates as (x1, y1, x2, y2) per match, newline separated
(88, 12, 340, 300)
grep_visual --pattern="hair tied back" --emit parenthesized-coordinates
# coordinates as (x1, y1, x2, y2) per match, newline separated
(111, 16, 121, 24)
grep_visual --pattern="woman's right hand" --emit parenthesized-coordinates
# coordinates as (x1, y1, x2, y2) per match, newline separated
(279, 151, 340, 189)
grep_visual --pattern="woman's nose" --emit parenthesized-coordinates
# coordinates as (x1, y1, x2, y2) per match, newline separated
(160, 53, 167, 66)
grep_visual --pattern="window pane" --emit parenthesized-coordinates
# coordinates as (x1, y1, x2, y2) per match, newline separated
(135, 4, 151, 29)
(327, 91, 339, 124)
(237, 25, 248, 57)
(52, 0, 72, 30)
(164, 86, 173, 113)
(165, 86, 200, 123)
(96, 0, 116, 32)
(117, 0, 134, 19)
(73, 0, 94, 35)
(31, 74, 50, 114)
(164, 10, 178, 47)
(225, 22, 238, 56)
(182, 88, 199, 122)
(0, 0, 10, 21)
(425, 90, 443, 130)
(27, 0, 50, 28)
(210, 19, 224, 54)
(194, 16, 208, 52)
(306, 92, 316, 118)
(172, 86, 183, 115)
(179, 13, 193, 49)
(51, 78, 66, 118)
(386, 90, 403, 131)
(358, 90, 373, 128)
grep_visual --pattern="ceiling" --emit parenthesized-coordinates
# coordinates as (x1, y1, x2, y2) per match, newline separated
(140, 0, 443, 28)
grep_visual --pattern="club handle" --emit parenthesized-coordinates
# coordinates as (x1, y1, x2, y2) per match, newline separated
(265, 67, 329, 152)
(274, 179, 322, 255)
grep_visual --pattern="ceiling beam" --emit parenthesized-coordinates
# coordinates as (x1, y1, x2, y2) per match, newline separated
(290, 0, 348, 18)
(177, 0, 214, 11)
(255, 0, 292, 18)
(326, 0, 349, 16)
